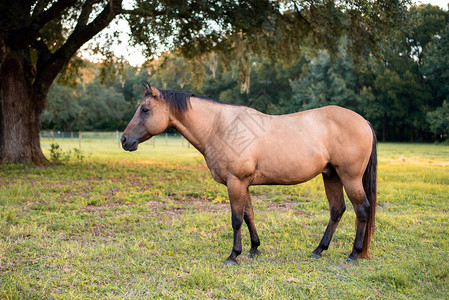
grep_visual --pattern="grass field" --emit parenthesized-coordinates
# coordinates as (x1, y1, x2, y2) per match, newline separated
(1, 137, 448, 299)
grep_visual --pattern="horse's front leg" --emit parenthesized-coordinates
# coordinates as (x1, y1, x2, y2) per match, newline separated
(224, 177, 249, 265)
(244, 199, 261, 258)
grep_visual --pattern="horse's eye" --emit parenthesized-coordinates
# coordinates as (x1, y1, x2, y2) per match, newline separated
(141, 107, 149, 113)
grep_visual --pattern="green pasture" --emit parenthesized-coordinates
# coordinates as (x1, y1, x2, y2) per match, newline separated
(1, 137, 448, 299)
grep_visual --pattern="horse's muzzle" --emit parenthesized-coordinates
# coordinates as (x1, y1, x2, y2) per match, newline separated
(121, 134, 138, 151)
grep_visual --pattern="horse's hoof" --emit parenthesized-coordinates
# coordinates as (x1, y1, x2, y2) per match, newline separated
(247, 249, 261, 258)
(346, 257, 358, 263)
(224, 259, 238, 266)
(310, 252, 322, 259)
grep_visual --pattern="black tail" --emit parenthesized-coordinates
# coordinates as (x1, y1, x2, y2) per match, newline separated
(360, 123, 377, 258)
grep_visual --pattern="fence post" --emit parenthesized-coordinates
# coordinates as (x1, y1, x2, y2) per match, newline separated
(165, 133, 168, 145)
(116, 130, 120, 148)
(71, 131, 73, 140)
(153, 136, 155, 148)
(78, 131, 82, 150)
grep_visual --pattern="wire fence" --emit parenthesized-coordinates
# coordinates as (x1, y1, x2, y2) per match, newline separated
(40, 130, 191, 149)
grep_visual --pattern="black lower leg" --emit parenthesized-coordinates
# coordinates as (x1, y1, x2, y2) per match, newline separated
(312, 206, 345, 258)
(312, 224, 332, 257)
(225, 213, 243, 264)
(244, 208, 260, 257)
(348, 200, 370, 261)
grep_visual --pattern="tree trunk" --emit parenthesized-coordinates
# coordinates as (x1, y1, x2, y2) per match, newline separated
(0, 53, 47, 164)
(0, 0, 123, 164)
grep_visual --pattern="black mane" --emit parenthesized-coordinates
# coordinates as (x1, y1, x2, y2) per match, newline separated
(156, 89, 228, 116)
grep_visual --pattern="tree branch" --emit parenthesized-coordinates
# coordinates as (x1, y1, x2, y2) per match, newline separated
(292, 0, 314, 32)
(33, 0, 123, 95)
(12, 0, 77, 48)
(31, 0, 53, 19)
(30, 0, 78, 32)
(31, 34, 52, 72)
(76, 0, 103, 28)
(121, 8, 163, 18)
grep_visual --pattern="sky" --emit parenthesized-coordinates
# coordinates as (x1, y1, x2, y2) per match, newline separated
(83, 0, 448, 67)
(419, 0, 448, 8)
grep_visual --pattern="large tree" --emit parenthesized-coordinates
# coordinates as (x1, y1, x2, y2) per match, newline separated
(0, 0, 124, 163)
(0, 0, 409, 163)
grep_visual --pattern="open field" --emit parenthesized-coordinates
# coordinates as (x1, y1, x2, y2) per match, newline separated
(1, 138, 448, 299)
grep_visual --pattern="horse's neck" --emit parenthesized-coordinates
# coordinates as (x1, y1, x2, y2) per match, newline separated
(169, 97, 225, 153)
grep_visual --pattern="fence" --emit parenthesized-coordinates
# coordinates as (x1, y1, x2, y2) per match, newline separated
(40, 130, 191, 149)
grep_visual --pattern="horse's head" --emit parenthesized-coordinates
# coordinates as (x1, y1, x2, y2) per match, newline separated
(121, 83, 170, 151)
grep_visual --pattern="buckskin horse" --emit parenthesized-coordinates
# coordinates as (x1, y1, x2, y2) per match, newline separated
(121, 83, 377, 265)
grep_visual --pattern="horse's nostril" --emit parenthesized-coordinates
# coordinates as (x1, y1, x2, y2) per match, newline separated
(121, 135, 127, 145)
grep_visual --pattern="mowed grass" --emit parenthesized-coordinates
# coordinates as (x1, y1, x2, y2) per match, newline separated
(1, 138, 448, 299)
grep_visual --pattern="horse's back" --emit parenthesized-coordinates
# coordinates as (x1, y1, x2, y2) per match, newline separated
(250, 106, 373, 185)
(270, 105, 372, 157)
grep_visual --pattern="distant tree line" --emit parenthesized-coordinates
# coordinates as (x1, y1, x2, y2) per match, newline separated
(42, 5, 449, 142)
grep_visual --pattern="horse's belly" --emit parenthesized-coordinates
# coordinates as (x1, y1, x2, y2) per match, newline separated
(251, 155, 326, 185)
(248, 133, 328, 185)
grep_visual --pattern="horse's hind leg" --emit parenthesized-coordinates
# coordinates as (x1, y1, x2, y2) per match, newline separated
(311, 171, 346, 258)
(244, 199, 261, 258)
(343, 179, 370, 261)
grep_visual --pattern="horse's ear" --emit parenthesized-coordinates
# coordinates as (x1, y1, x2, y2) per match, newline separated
(143, 82, 160, 98)
(150, 85, 161, 98)
(143, 82, 151, 91)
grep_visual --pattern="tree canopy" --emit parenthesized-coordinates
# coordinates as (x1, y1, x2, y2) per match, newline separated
(42, 4, 449, 143)
(0, 0, 439, 163)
